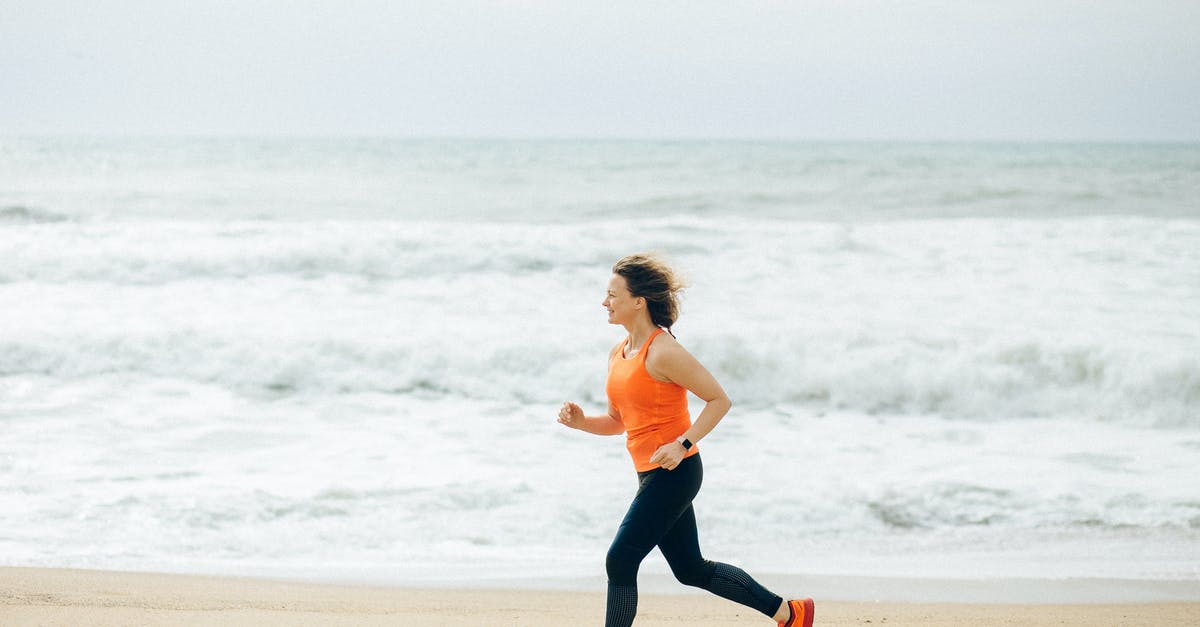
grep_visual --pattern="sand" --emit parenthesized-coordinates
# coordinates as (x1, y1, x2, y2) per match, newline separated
(2, 567, 1198, 626)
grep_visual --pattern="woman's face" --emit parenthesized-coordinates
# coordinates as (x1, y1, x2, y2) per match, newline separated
(603, 274, 642, 325)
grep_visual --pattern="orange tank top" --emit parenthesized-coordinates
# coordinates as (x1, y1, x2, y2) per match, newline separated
(606, 328, 698, 472)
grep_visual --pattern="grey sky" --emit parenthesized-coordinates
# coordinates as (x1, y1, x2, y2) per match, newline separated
(3, 1, 1198, 140)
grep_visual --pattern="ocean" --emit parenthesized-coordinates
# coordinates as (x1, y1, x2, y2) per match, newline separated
(2, 137, 1198, 587)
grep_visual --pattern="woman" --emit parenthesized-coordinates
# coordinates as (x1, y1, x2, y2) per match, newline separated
(557, 253, 814, 627)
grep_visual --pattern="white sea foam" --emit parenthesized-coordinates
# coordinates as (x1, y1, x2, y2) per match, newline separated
(3, 217, 1197, 426)
(1, 138, 1198, 585)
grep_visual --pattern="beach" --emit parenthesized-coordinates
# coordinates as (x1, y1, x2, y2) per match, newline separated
(3, 567, 1199, 626)
(3, 139, 1199, 621)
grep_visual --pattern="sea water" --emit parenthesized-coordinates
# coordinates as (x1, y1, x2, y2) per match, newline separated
(2, 138, 1198, 586)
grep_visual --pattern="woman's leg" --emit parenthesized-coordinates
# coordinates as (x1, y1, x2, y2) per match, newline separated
(604, 456, 703, 627)
(657, 502, 784, 618)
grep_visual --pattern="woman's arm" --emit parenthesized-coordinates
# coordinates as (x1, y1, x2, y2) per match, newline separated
(558, 401, 625, 436)
(558, 341, 627, 436)
(645, 337, 732, 469)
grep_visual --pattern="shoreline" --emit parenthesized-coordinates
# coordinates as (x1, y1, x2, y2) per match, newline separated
(3, 567, 1198, 626)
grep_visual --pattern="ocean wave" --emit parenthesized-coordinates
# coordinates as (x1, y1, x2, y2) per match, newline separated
(863, 484, 1200, 531)
(0, 205, 70, 224)
(867, 484, 1015, 529)
(702, 333, 1200, 427)
(1, 215, 1197, 286)
(2, 326, 1196, 427)
(2, 216, 1197, 427)
(0, 220, 590, 284)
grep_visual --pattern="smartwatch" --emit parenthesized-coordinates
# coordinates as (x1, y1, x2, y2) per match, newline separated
(676, 436, 693, 451)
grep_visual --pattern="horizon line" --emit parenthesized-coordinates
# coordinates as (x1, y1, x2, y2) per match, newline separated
(4, 132, 1199, 145)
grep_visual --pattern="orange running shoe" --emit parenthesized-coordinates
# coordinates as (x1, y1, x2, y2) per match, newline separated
(778, 597, 814, 627)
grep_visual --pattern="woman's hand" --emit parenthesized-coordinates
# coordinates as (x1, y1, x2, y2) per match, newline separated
(649, 441, 686, 470)
(557, 402, 585, 430)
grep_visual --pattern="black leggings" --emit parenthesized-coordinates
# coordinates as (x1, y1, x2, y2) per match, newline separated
(605, 454, 782, 627)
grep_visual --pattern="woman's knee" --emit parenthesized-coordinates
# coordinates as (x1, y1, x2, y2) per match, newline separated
(605, 542, 642, 586)
(670, 558, 716, 588)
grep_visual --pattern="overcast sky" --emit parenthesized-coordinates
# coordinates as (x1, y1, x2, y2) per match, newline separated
(3, 1, 1198, 140)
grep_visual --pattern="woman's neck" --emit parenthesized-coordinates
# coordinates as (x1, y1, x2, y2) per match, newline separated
(624, 318, 659, 353)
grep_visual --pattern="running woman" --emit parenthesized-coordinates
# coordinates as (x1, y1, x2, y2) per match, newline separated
(557, 253, 814, 627)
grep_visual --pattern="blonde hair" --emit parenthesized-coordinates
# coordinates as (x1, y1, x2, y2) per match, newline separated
(612, 253, 687, 335)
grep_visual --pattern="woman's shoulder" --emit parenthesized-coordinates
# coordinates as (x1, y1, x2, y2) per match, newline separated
(644, 330, 699, 383)
(646, 329, 688, 361)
